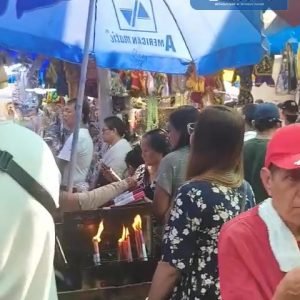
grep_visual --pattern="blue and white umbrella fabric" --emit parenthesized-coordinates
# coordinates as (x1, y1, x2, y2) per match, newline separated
(266, 16, 300, 55)
(0, 0, 265, 75)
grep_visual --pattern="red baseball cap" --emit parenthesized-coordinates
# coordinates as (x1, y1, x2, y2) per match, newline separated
(265, 124, 300, 169)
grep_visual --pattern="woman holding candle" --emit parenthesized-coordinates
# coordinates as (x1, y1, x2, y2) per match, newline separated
(136, 128, 171, 200)
(60, 128, 169, 211)
(148, 106, 255, 300)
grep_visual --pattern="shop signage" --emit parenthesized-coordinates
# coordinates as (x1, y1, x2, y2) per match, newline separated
(191, 0, 288, 10)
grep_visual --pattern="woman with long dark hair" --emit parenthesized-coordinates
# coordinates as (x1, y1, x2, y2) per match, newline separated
(153, 106, 199, 222)
(148, 106, 255, 300)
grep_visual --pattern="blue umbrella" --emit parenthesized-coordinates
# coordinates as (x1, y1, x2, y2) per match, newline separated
(0, 0, 265, 190)
(0, 0, 264, 75)
(266, 16, 300, 54)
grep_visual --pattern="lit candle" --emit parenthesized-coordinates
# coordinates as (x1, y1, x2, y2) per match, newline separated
(118, 226, 126, 262)
(125, 228, 133, 262)
(132, 215, 148, 261)
(92, 220, 104, 266)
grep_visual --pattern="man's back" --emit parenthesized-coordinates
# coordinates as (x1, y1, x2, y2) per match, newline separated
(244, 138, 269, 203)
(0, 121, 60, 300)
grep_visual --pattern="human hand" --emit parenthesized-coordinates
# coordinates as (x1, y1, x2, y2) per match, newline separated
(273, 267, 300, 300)
(126, 177, 137, 189)
(100, 167, 118, 183)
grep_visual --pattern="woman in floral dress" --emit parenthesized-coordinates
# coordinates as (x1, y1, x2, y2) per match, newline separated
(148, 106, 255, 300)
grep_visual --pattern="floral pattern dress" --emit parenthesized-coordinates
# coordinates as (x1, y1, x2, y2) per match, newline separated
(161, 180, 255, 300)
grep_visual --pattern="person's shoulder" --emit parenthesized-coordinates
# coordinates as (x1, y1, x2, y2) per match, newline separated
(118, 138, 132, 150)
(176, 180, 214, 196)
(161, 147, 189, 162)
(220, 206, 262, 237)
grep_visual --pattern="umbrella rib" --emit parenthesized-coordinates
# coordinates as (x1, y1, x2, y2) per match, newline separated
(162, 0, 193, 62)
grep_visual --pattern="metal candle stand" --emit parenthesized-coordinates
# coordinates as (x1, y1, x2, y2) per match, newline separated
(55, 203, 158, 300)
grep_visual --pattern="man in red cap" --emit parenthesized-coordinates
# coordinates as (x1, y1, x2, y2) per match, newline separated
(219, 124, 300, 300)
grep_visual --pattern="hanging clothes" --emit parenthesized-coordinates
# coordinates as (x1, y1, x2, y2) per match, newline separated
(186, 66, 206, 108)
(64, 62, 80, 99)
(287, 43, 298, 92)
(297, 43, 300, 80)
(85, 58, 98, 98)
(254, 55, 275, 87)
(131, 71, 147, 97)
(146, 96, 159, 131)
(234, 66, 254, 105)
(276, 44, 297, 95)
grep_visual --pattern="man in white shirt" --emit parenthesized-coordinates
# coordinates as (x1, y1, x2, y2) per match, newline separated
(0, 120, 60, 300)
(58, 98, 93, 190)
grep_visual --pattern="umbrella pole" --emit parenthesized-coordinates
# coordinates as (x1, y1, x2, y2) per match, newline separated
(67, 0, 96, 192)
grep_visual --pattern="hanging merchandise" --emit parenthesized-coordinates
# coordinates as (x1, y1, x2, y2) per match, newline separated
(0, 65, 8, 89)
(186, 65, 206, 109)
(146, 72, 155, 96)
(64, 61, 80, 99)
(131, 71, 147, 97)
(170, 75, 187, 106)
(276, 56, 289, 95)
(85, 58, 98, 98)
(254, 55, 275, 87)
(233, 66, 254, 105)
(297, 43, 300, 80)
(154, 73, 169, 98)
(202, 72, 225, 106)
(119, 71, 131, 92)
(111, 71, 128, 96)
(12, 64, 39, 115)
(46, 60, 68, 96)
(0, 52, 8, 89)
(287, 43, 298, 92)
(146, 96, 159, 131)
(276, 43, 298, 95)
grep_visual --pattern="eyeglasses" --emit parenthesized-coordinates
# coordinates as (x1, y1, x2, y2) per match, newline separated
(187, 123, 195, 135)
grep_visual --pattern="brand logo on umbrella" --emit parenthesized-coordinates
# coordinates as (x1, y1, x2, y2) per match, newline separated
(113, 0, 157, 33)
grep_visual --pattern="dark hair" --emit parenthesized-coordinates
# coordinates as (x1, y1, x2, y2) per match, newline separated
(67, 98, 90, 124)
(143, 129, 171, 156)
(169, 105, 199, 150)
(284, 114, 298, 125)
(255, 99, 264, 104)
(242, 104, 256, 127)
(125, 145, 144, 169)
(187, 106, 244, 179)
(254, 119, 281, 132)
(104, 116, 128, 139)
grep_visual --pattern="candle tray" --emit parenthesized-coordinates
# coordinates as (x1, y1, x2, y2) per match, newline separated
(55, 203, 158, 291)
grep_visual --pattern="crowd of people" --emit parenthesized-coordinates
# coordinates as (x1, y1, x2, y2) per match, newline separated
(2, 96, 300, 300)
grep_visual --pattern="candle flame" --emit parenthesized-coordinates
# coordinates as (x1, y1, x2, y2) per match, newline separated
(92, 220, 104, 243)
(132, 214, 142, 231)
(118, 225, 126, 243)
(125, 227, 130, 239)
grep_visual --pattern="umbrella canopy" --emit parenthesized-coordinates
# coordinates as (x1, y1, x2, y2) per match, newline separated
(266, 16, 300, 54)
(0, 0, 264, 75)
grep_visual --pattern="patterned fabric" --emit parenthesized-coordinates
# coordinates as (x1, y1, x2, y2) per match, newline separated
(233, 66, 254, 105)
(135, 164, 156, 200)
(162, 180, 255, 300)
